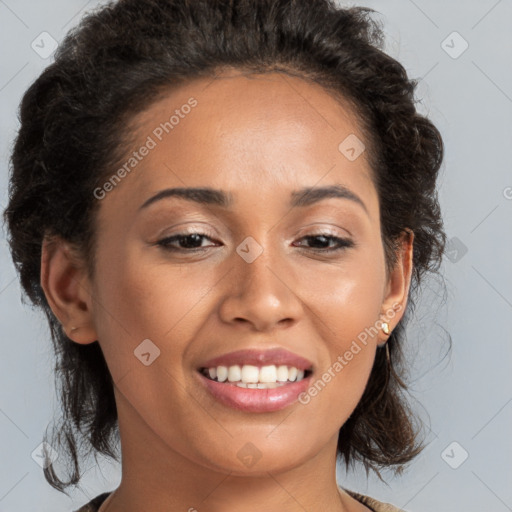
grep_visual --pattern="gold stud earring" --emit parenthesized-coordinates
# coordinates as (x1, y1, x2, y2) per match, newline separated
(70, 326, 78, 332)
(381, 322, 390, 335)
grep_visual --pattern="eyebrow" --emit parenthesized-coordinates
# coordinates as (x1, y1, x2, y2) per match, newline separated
(139, 184, 368, 214)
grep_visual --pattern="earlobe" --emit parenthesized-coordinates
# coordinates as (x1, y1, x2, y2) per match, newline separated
(40, 235, 98, 345)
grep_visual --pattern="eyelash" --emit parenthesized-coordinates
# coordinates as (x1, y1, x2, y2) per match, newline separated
(155, 231, 355, 254)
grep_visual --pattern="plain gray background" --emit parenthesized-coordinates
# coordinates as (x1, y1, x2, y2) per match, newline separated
(1, 1, 511, 511)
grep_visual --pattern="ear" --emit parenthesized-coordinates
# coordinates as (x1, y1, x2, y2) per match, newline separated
(40, 235, 98, 344)
(379, 228, 414, 343)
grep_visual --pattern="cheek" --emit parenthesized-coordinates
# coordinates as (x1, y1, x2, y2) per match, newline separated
(90, 243, 222, 380)
(297, 246, 386, 343)
(295, 250, 385, 414)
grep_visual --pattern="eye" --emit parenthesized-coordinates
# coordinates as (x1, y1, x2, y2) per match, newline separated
(293, 233, 355, 253)
(156, 232, 217, 252)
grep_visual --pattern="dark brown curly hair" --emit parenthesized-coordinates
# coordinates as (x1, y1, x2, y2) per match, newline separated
(3, 0, 448, 493)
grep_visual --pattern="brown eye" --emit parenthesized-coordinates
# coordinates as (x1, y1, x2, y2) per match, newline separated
(294, 234, 355, 253)
(157, 232, 217, 251)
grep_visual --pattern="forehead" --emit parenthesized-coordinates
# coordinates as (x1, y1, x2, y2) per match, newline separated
(101, 70, 378, 221)
(135, 70, 370, 169)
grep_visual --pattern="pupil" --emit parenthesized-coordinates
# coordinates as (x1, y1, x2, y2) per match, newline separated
(310, 235, 329, 248)
(181, 234, 202, 248)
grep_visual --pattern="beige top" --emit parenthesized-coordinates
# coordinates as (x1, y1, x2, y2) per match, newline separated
(344, 489, 407, 511)
(75, 488, 407, 511)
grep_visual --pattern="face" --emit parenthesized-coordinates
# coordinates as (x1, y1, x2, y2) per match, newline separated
(44, 70, 411, 477)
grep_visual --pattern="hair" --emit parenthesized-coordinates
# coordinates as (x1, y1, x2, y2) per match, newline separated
(3, 0, 448, 493)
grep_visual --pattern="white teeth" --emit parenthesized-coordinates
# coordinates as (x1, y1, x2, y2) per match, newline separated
(216, 366, 228, 382)
(201, 364, 309, 384)
(241, 364, 259, 383)
(276, 365, 289, 382)
(227, 365, 242, 382)
(259, 365, 277, 382)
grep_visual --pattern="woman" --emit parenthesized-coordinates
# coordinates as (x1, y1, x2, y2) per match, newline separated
(3, 0, 447, 510)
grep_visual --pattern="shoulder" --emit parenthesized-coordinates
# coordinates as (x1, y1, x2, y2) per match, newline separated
(73, 492, 112, 512)
(76, 488, 407, 512)
(343, 488, 409, 512)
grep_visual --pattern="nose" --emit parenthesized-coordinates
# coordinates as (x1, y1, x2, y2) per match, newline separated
(218, 248, 304, 332)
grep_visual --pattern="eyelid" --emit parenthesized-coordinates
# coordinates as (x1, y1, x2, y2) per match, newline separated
(292, 223, 352, 239)
(154, 222, 220, 240)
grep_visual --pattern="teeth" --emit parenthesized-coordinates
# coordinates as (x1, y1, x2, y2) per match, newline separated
(259, 365, 276, 382)
(242, 365, 260, 383)
(201, 364, 309, 385)
(227, 365, 242, 382)
(216, 366, 228, 382)
(276, 365, 289, 381)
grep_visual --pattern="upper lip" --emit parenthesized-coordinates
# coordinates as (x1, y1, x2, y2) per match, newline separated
(198, 348, 314, 372)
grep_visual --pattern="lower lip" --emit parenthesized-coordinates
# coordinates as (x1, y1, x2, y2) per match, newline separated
(196, 371, 312, 413)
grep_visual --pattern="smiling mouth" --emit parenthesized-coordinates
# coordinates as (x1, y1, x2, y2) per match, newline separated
(198, 365, 313, 388)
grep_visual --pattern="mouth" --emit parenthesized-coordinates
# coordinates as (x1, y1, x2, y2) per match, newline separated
(194, 348, 315, 412)
(198, 364, 314, 388)
(196, 365, 314, 413)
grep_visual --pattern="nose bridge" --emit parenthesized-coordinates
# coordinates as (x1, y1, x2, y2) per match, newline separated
(218, 236, 302, 330)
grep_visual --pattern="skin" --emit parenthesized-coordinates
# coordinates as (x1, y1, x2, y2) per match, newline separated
(41, 69, 413, 512)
